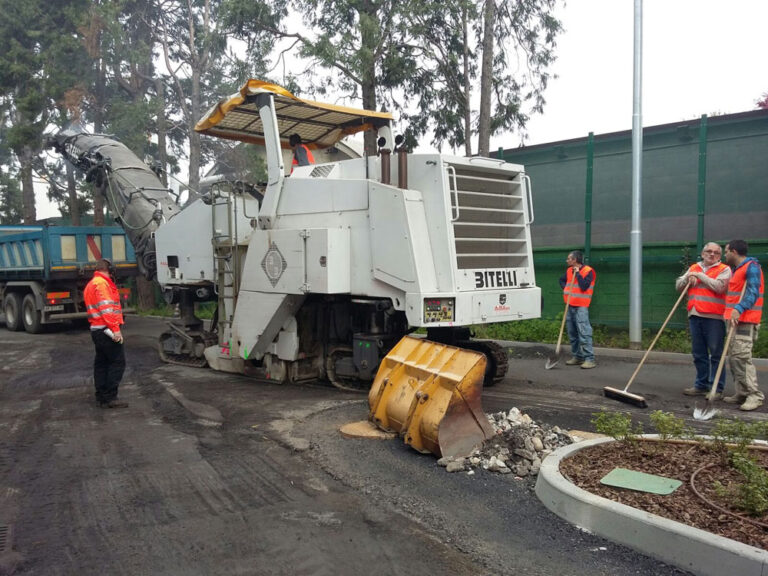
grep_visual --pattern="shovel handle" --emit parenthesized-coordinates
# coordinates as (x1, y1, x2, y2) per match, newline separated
(554, 283, 574, 355)
(707, 322, 737, 401)
(706, 282, 748, 401)
(623, 283, 690, 392)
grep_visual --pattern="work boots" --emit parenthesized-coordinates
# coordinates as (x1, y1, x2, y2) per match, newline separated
(740, 396, 763, 412)
(565, 358, 583, 366)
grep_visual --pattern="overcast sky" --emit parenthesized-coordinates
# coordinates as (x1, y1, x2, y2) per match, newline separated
(493, 0, 768, 150)
(36, 0, 768, 218)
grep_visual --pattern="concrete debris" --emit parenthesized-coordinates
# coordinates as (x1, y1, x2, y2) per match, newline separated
(438, 408, 573, 477)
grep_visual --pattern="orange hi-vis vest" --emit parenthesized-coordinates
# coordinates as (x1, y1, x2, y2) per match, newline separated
(84, 271, 124, 333)
(291, 144, 315, 166)
(724, 260, 764, 325)
(563, 265, 596, 307)
(686, 262, 729, 315)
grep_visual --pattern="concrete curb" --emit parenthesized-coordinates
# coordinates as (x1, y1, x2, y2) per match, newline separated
(535, 436, 768, 576)
(498, 339, 768, 369)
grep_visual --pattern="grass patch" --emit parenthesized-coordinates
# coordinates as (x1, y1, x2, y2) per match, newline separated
(472, 318, 767, 358)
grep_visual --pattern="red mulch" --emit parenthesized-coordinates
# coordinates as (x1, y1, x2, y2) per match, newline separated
(559, 440, 768, 550)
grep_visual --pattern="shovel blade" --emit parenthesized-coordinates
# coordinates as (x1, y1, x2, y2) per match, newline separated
(544, 353, 560, 370)
(693, 401, 719, 421)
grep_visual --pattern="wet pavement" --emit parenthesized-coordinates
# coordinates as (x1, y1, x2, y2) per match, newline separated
(4, 314, 763, 574)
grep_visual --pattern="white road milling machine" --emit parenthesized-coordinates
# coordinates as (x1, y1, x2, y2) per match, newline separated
(51, 80, 541, 457)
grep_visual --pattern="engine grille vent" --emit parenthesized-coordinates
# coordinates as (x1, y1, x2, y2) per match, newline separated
(309, 164, 335, 178)
(449, 165, 530, 270)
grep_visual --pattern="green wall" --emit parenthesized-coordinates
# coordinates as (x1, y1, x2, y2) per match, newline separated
(535, 242, 768, 330)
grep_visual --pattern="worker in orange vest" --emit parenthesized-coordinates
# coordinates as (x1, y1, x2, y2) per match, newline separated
(676, 242, 731, 398)
(722, 239, 764, 411)
(289, 133, 315, 173)
(84, 258, 128, 409)
(559, 250, 597, 369)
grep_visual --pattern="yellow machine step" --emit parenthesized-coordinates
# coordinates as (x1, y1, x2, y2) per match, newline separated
(368, 335, 494, 459)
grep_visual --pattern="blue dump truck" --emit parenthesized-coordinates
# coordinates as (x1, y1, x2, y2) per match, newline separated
(1, 225, 138, 333)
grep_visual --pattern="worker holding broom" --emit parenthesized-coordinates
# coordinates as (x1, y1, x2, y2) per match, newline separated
(559, 250, 597, 369)
(722, 239, 764, 412)
(676, 242, 731, 399)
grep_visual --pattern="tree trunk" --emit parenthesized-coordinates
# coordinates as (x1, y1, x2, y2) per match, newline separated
(187, 71, 201, 198)
(155, 78, 168, 187)
(19, 146, 36, 224)
(92, 56, 106, 226)
(462, 4, 472, 157)
(477, 0, 496, 157)
(361, 79, 378, 156)
(136, 276, 156, 310)
(67, 163, 80, 225)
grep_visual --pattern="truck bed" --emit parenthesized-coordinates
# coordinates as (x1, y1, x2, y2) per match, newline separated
(0, 225, 138, 282)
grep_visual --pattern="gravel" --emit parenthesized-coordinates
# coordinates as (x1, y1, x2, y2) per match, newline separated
(438, 407, 574, 477)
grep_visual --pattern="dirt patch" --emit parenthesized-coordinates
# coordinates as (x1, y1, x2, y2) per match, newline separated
(559, 440, 768, 550)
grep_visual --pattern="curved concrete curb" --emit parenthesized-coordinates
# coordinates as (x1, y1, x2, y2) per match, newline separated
(535, 436, 768, 576)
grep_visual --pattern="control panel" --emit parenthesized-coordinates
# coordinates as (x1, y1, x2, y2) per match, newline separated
(423, 297, 455, 323)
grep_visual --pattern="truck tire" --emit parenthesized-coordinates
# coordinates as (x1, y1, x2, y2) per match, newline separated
(22, 294, 43, 334)
(4, 293, 24, 332)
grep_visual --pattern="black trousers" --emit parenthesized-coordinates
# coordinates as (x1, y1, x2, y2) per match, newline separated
(91, 330, 126, 403)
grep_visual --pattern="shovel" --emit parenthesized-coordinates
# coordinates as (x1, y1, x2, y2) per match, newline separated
(604, 284, 690, 408)
(693, 283, 747, 421)
(545, 287, 573, 370)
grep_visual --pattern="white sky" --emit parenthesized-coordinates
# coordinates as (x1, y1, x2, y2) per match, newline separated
(492, 0, 767, 149)
(35, 0, 768, 218)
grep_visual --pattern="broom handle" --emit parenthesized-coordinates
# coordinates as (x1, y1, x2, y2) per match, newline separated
(706, 282, 748, 401)
(554, 282, 574, 354)
(623, 283, 690, 392)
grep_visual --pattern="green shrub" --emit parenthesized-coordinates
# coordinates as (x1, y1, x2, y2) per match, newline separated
(649, 410, 691, 440)
(714, 452, 768, 517)
(591, 411, 643, 444)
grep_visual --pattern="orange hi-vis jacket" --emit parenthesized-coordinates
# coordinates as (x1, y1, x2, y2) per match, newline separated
(724, 260, 764, 325)
(291, 144, 315, 167)
(563, 265, 596, 307)
(84, 271, 124, 333)
(686, 262, 729, 315)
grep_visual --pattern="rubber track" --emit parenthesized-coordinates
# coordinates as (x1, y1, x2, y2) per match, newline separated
(157, 344, 209, 368)
(457, 340, 508, 387)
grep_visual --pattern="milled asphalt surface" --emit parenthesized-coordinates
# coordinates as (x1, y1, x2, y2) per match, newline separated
(4, 314, 768, 574)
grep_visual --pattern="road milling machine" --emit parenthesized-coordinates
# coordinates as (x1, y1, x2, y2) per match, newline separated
(51, 80, 541, 457)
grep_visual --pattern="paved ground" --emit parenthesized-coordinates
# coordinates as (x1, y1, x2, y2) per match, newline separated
(4, 314, 765, 575)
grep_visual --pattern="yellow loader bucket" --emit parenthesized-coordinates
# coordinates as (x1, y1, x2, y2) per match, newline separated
(368, 335, 494, 459)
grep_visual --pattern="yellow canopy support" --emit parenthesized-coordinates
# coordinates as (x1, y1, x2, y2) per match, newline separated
(195, 79, 393, 150)
(368, 336, 494, 459)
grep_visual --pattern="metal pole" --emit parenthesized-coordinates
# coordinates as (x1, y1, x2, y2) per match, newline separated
(629, 0, 643, 349)
(585, 132, 594, 264)
(696, 114, 708, 253)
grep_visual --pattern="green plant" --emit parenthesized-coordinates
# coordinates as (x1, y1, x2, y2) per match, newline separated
(591, 411, 643, 444)
(649, 410, 690, 440)
(714, 452, 768, 517)
(711, 418, 768, 455)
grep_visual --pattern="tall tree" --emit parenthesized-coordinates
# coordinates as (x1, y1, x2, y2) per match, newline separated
(156, 0, 230, 196)
(404, 0, 562, 155)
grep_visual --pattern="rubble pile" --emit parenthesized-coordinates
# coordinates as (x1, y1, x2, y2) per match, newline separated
(437, 408, 573, 477)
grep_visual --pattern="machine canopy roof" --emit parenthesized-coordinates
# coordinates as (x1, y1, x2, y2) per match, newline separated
(195, 79, 393, 150)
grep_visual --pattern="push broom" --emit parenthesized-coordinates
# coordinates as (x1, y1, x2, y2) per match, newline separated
(603, 284, 690, 408)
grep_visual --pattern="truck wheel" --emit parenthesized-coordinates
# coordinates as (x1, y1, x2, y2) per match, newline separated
(22, 294, 43, 334)
(3, 293, 23, 332)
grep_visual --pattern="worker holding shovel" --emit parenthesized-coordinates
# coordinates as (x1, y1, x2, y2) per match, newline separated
(559, 251, 597, 369)
(722, 240, 765, 412)
(676, 242, 731, 399)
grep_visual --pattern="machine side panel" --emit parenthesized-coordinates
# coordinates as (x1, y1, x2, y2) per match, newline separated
(154, 200, 215, 285)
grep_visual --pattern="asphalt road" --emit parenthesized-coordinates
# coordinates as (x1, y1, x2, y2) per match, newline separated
(4, 314, 763, 575)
